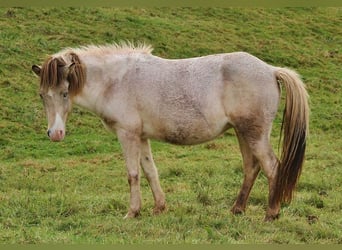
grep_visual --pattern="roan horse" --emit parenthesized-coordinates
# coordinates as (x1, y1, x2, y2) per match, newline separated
(32, 42, 309, 221)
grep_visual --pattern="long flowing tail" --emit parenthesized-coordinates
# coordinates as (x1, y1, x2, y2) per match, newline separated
(274, 68, 310, 204)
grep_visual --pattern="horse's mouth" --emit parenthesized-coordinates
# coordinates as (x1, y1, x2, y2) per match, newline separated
(48, 129, 65, 142)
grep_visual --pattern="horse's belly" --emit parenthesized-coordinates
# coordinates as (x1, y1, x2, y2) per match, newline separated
(142, 117, 231, 145)
(162, 126, 229, 145)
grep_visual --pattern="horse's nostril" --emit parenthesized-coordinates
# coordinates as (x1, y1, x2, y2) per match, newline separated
(47, 129, 51, 137)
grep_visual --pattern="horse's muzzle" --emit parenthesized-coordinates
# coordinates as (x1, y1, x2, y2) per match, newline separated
(47, 129, 65, 142)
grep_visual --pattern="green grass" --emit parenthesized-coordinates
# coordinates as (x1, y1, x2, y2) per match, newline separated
(0, 7, 341, 243)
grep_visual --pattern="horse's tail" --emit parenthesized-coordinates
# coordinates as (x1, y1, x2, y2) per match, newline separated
(273, 67, 309, 204)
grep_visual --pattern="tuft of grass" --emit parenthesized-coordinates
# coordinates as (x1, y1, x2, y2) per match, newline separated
(0, 7, 341, 243)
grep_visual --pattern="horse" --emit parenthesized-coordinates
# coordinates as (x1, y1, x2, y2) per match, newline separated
(32, 42, 309, 221)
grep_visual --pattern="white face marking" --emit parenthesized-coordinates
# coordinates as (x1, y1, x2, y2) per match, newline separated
(50, 112, 65, 132)
(47, 89, 54, 97)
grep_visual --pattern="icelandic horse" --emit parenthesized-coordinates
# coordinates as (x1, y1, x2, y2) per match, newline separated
(32, 43, 309, 220)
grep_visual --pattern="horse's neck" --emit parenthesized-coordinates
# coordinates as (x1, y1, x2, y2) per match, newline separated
(73, 67, 104, 114)
(73, 83, 100, 114)
(72, 55, 124, 114)
(73, 53, 155, 115)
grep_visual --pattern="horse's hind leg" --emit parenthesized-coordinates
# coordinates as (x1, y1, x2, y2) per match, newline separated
(233, 118, 280, 220)
(140, 139, 166, 215)
(231, 130, 260, 214)
(249, 137, 280, 221)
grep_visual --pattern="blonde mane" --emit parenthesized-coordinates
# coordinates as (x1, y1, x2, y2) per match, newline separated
(56, 41, 153, 57)
(40, 42, 152, 96)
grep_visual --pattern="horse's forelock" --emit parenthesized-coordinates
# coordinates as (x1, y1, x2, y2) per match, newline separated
(40, 53, 86, 96)
(40, 56, 66, 91)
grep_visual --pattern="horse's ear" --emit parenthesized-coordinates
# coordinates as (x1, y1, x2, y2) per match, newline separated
(63, 62, 75, 75)
(32, 65, 41, 76)
(69, 62, 76, 72)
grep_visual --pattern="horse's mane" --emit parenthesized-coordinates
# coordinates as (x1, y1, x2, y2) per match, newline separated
(58, 41, 153, 57)
(39, 42, 152, 96)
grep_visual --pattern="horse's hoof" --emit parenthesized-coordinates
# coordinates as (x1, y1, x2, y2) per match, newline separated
(264, 213, 280, 222)
(123, 210, 140, 219)
(231, 206, 245, 215)
(153, 204, 167, 215)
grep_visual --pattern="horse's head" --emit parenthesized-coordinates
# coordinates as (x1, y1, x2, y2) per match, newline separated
(32, 53, 85, 142)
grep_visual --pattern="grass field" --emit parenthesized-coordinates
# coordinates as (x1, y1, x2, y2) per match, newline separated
(0, 7, 341, 243)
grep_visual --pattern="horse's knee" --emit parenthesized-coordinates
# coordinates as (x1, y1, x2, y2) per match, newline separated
(127, 171, 139, 185)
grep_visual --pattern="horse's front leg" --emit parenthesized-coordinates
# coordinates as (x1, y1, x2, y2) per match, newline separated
(116, 128, 142, 218)
(140, 139, 166, 215)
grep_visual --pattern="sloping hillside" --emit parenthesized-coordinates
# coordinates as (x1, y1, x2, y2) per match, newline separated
(0, 7, 341, 243)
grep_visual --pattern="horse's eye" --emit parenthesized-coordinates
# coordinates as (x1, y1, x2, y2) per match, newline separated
(39, 94, 43, 99)
(62, 92, 68, 99)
